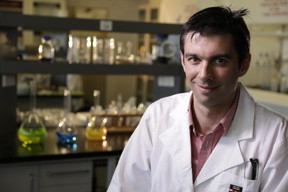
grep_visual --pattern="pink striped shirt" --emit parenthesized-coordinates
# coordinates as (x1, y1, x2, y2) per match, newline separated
(189, 87, 240, 181)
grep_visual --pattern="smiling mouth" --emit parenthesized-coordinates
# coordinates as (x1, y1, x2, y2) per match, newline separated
(197, 84, 219, 93)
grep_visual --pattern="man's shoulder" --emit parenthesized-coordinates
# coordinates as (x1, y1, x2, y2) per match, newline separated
(254, 101, 288, 138)
(254, 101, 287, 121)
(153, 92, 190, 106)
(146, 92, 191, 113)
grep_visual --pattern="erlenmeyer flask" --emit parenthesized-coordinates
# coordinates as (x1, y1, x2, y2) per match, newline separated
(86, 115, 108, 141)
(18, 80, 46, 145)
(56, 89, 77, 144)
(86, 90, 107, 141)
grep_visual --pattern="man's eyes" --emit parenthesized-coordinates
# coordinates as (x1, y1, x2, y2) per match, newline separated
(187, 57, 228, 65)
(187, 57, 200, 64)
(214, 58, 228, 65)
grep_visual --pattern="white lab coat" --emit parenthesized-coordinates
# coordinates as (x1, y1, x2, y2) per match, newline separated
(107, 83, 288, 192)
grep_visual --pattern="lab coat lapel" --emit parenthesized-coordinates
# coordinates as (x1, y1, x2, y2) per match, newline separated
(194, 84, 255, 186)
(159, 92, 194, 186)
(194, 136, 244, 186)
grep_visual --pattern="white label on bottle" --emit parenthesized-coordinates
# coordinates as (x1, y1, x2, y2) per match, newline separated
(157, 76, 175, 87)
(100, 20, 113, 31)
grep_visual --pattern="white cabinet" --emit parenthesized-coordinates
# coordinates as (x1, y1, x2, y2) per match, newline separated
(39, 184, 91, 192)
(0, 160, 93, 192)
(39, 161, 92, 192)
(0, 164, 39, 192)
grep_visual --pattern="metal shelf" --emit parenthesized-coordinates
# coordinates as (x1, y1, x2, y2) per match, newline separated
(0, 12, 185, 137)
(0, 60, 183, 75)
(0, 12, 182, 34)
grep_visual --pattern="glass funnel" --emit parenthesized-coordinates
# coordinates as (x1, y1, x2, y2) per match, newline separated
(56, 89, 77, 144)
(18, 80, 46, 145)
(86, 90, 107, 141)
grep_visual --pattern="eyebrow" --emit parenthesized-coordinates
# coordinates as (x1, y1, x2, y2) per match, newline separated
(210, 54, 232, 60)
(184, 53, 232, 60)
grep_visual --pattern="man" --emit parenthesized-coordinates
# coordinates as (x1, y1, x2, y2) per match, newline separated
(107, 7, 288, 192)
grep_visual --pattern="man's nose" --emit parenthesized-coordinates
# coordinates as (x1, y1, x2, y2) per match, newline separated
(198, 62, 214, 80)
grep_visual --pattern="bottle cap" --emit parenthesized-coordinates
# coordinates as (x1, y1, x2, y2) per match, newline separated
(42, 35, 52, 41)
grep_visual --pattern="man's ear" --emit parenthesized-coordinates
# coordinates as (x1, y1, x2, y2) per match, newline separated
(239, 53, 251, 77)
(180, 51, 186, 72)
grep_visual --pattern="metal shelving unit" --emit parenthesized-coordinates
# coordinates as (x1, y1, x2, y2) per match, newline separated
(0, 12, 185, 136)
(0, 60, 183, 75)
(0, 12, 182, 34)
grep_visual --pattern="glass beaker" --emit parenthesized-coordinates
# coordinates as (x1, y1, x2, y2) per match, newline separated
(18, 80, 46, 145)
(56, 89, 77, 144)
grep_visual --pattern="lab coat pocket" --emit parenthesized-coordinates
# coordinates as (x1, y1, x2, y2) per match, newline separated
(212, 171, 260, 192)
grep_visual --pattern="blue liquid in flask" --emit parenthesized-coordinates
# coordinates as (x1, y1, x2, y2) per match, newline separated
(56, 132, 77, 144)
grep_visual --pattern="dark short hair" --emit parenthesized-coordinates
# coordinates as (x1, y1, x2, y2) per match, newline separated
(180, 6, 250, 65)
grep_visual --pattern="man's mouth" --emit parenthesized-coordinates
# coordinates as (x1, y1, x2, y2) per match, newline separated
(197, 84, 218, 93)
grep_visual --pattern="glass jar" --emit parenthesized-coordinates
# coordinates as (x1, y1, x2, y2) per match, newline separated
(38, 35, 55, 62)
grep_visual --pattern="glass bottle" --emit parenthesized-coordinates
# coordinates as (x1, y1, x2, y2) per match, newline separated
(92, 38, 104, 64)
(86, 90, 107, 141)
(18, 80, 46, 145)
(115, 41, 127, 64)
(67, 34, 79, 64)
(78, 36, 92, 64)
(103, 38, 115, 64)
(38, 35, 55, 62)
(56, 89, 77, 144)
(126, 41, 135, 63)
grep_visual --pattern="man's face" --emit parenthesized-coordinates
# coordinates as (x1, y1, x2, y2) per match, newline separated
(180, 32, 250, 108)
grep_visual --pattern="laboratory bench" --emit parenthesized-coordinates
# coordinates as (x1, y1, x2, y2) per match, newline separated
(0, 127, 131, 192)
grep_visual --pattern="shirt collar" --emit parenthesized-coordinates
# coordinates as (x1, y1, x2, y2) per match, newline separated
(188, 86, 240, 136)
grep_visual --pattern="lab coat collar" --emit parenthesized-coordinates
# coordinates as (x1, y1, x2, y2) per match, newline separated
(195, 83, 255, 186)
(159, 83, 255, 187)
